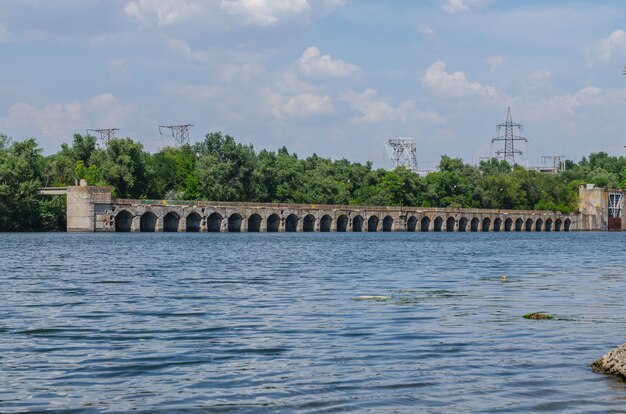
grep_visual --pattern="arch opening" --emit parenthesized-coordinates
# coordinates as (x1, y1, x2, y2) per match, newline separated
(353, 215, 364, 232)
(320, 215, 332, 232)
(115, 210, 133, 232)
(285, 214, 298, 232)
(186, 212, 201, 232)
(446, 217, 455, 232)
(207, 212, 223, 232)
(140, 212, 157, 232)
(482, 218, 491, 232)
(248, 213, 262, 232)
(228, 213, 243, 232)
(564, 219, 571, 232)
(535, 219, 543, 232)
(525, 218, 533, 231)
(515, 218, 523, 232)
(493, 218, 502, 232)
(555, 219, 562, 232)
(421, 216, 431, 232)
(267, 214, 280, 232)
(545, 218, 553, 232)
(337, 215, 348, 232)
(382, 216, 393, 232)
(470, 217, 479, 232)
(164, 212, 180, 232)
(303, 214, 316, 232)
(368, 216, 379, 232)
(434, 216, 443, 232)
(504, 218, 513, 232)
(458, 217, 468, 232)
(407, 216, 417, 232)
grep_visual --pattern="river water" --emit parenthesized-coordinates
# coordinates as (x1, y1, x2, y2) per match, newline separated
(2, 232, 626, 412)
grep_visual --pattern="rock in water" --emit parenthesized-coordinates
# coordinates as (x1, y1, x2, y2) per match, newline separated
(592, 344, 626, 378)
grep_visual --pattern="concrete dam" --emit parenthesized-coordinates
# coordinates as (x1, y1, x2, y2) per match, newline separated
(40, 183, 608, 233)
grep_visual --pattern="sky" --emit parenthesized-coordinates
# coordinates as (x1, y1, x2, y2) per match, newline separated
(0, 0, 625, 170)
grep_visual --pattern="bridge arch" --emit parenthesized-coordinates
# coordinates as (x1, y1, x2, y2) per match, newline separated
(186, 212, 202, 232)
(434, 216, 443, 232)
(382, 215, 393, 232)
(267, 213, 280, 232)
(164, 212, 180, 232)
(470, 217, 480, 232)
(207, 212, 223, 232)
(353, 215, 364, 232)
(515, 218, 523, 232)
(482, 218, 491, 232)
(525, 218, 533, 231)
(535, 218, 543, 232)
(555, 218, 562, 232)
(458, 217, 468, 232)
(504, 218, 512, 232)
(248, 213, 262, 232)
(368, 215, 379, 232)
(285, 214, 299, 232)
(320, 215, 332, 232)
(545, 218, 553, 232)
(421, 216, 431, 232)
(407, 216, 418, 232)
(228, 213, 243, 232)
(303, 214, 316, 232)
(564, 219, 571, 231)
(336, 215, 348, 232)
(140, 211, 157, 232)
(446, 217, 455, 232)
(493, 217, 502, 232)
(115, 210, 133, 232)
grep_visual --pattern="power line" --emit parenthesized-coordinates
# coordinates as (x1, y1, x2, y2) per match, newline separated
(158, 124, 193, 147)
(86, 128, 119, 145)
(491, 107, 527, 165)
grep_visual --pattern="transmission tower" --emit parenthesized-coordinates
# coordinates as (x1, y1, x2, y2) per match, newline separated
(86, 128, 119, 145)
(385, 137, 418, 171)
(542, 155, 566, 174)
(159, 124, 193, 146)
(491, 107, 527, 165)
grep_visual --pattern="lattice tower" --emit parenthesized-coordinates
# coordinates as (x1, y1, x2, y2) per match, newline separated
(385, 137, 418, 171)
(491, 107, 527, 165)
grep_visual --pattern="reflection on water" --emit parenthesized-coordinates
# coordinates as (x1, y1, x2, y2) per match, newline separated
(2, 232, 626, 412)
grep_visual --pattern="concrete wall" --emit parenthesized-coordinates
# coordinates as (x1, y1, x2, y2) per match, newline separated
(66, 185, 581, 233)
(66, 185, 112, 232)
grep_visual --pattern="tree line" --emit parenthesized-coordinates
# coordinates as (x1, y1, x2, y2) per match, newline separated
(1, 131, 625, 231)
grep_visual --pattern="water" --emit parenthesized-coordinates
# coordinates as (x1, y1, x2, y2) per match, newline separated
(2, 232, 626, 413)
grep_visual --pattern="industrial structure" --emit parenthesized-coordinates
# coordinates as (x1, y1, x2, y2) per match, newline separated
(385, 137, 418, 171)
(491, 107, 527, 165)
(86, 128, 119, 145)
(159, 124, 193, 147)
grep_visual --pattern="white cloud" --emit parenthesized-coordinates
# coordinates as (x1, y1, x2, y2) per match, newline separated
(441, 0, 493, 14)
(165, 38, 209, 62)
(486, 55, 505, 71)
(1, 94, 132, 145)
(124, 0, 206, 27)
(418, 24, 437, 39)
(422, 61, 498, 98)
(267, 91, 335, 119)
(341, 88, 443, 124)
(597, 29, 626, 63)
(221, 0, 309, 26)
(297, 47, 361, 79)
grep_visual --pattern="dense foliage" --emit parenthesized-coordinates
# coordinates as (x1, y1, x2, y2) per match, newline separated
(2, 131, 626, 231)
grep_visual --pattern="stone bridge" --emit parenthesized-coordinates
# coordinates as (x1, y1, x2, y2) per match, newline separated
(65, 185, 579, 232)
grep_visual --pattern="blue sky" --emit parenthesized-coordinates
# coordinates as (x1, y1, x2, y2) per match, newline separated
(1, 0, 625, 169)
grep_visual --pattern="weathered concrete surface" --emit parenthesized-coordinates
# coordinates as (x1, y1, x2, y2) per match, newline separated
(592, 344, 626, 378)
(63, 185, 581, 233)
(578, 185, 609, 231)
